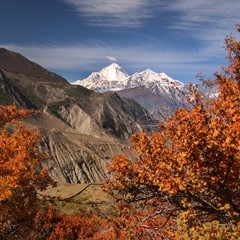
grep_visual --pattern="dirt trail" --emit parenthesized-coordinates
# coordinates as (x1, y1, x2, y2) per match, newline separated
(41, 183, 104, 199)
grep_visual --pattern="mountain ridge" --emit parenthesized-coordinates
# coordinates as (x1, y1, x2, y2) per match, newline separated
(72, 63, 183, 92)
(0, 48, 67, 84)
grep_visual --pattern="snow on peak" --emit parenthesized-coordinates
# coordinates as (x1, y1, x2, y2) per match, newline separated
(72, 63, 129, 91)
(99, 63, 129, 81)
(108, 62, 122, 69)
(72, 64, 183, 93)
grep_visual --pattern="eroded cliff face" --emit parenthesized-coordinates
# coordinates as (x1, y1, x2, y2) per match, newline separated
(41, 132, 106, 184)
(25, 110, 136, 184)
(57, 104, 108, 138)
(40, 130, 133, 183)
(0, 48, 157, 184)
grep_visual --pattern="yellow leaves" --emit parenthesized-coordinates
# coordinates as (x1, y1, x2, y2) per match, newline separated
(179, 152, 187, 159)
(212, 128, 219, 137)
(193, 140, 200, 145)
(225, 136, 231, 144)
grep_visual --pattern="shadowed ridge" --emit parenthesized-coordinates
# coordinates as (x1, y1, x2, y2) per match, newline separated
(0, 48, 68, 84)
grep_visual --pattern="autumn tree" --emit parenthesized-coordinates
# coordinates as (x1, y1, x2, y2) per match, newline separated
(0, 105, 53, 237)
(104, 25, 240, 238)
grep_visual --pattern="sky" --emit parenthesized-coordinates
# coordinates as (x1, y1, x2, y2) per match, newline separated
(0, 0, 239, 84)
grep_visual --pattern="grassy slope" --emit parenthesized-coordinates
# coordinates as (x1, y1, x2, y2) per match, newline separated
(40, 183, 114, 216)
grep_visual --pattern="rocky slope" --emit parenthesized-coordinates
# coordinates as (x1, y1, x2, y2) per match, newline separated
(0, 48, 157, 183)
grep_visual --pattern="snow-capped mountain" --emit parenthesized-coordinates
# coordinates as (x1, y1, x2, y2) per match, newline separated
(123, 68, 183, 91)
(72, 63, 129, 92)
(72, 63, 218, 120)
(73, 63, 183, 93)
(72, 63, 185, 119)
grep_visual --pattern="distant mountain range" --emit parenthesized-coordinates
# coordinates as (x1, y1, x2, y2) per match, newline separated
(73, 63, 183, 92)
(72, 63, 185, 118)
(73, 63, 218, 118)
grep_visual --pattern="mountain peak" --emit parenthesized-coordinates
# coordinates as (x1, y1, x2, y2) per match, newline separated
(139, 68, 159, 76)
(72, 63, 129, 89)
(99, 63, 129, 81)
(142, 68, 155, 73)
(107, 62, 121, 69)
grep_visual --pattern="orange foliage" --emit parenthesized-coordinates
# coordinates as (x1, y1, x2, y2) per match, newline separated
(104, 25, 240, 237)
(0, 105, 34, 127)
(34, 207, 127, 240)
(33, 206, 176, 240)
(0, 106, 53, 237)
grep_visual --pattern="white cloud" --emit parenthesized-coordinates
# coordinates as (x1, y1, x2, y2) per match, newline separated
(106, 56, 117, 62)
(62, 0, 163, 28)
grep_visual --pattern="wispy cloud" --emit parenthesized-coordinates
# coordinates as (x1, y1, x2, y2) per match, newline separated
(106, 56, 118, 62)
(62, 0, 163, 28)
(62, 0, 239, 32)
(156, 0, 240, 62)
(0, 43, 199, 69)
(163, 0, 239, 29)
(163, 0, 240, 50)
(61, 0, 239, 56)
(1, 42, 222, 82)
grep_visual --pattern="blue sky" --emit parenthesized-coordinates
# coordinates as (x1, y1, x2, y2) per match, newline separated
(0, 0, 239, 84)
